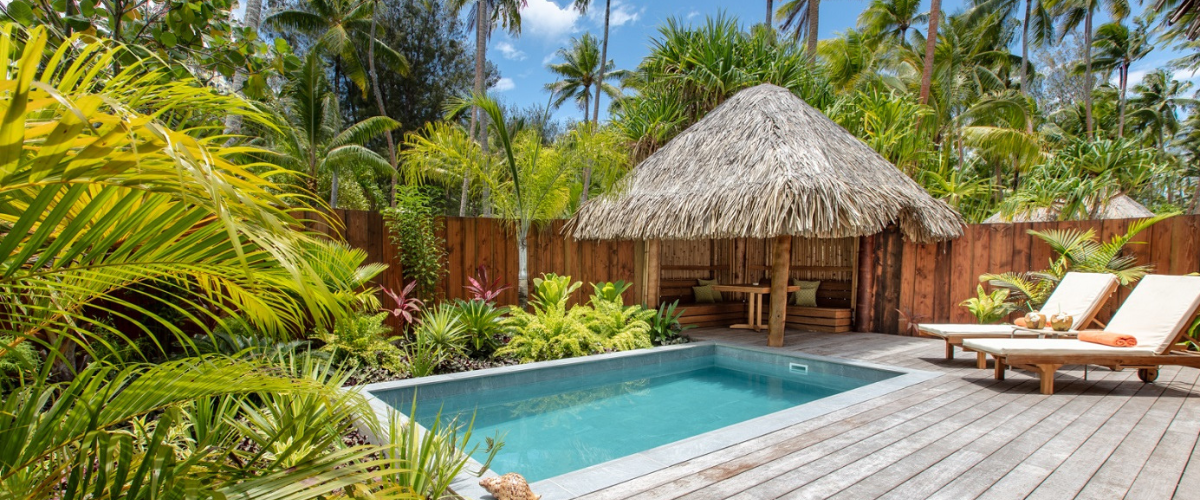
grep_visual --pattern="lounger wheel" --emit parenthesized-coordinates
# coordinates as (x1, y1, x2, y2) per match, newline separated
(1137, 368, 1159, 383)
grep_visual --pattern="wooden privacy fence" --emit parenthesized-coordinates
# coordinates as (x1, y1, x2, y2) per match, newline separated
(317, 210, 1200, 336)
(317, 210, 639, 307)
(860, 215, 1200, 335)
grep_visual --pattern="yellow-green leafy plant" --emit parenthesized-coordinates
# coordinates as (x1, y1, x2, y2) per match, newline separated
(411, 304, 468, 358)
(498, 306, 602, 362)
(960, 285, 1018, 324)
(583, 281, 654, 352)
(0, 25, 378, 365)
(313, 312, 406, 374)
(530, 273, 583, 312)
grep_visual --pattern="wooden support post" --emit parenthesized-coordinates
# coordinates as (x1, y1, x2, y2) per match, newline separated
(976, 351, 987, 369)
(768, 235, 792, 347)
(645, 240, 661, 308)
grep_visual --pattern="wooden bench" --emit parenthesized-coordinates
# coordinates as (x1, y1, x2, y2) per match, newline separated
(658, 278, 853, 332)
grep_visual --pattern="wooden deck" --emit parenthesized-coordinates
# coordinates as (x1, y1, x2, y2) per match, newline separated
(577, 328, 1200, 500)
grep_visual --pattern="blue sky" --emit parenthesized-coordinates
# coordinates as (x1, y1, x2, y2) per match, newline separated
(479, 0, 1187, 123)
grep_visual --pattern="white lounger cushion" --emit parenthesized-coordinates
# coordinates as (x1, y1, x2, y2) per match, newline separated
(920, 272, 1117, 339)
(1106, 274, 1200, 354)
(1040, 272, 1119, 329)
(919, 324, 1015, 338)
(963, 338, 1158, 356)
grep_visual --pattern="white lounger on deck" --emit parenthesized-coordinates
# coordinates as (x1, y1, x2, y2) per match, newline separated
(919, 272, 1119, 367)
(964, 274, 1200, 394)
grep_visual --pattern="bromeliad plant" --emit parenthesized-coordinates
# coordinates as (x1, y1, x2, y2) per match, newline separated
(649, 300, 694, 345)
(960, 285, 1019, 324)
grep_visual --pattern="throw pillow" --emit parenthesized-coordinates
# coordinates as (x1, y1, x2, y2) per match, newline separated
(791, 279, 820, 307)
(697, 279, 723, 302)
(693, 285, 717, 303)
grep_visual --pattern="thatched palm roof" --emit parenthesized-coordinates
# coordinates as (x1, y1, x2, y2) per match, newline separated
(568, 84, 964, 243)
(983, 193, 1155, 224)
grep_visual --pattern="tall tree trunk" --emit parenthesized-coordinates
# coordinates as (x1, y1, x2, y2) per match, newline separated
(517, 225, 530, 307)
(919, 0, 941, 105)
(462, 1, 488, 216)
(766, 0, 774, 29)
(806, 0, 819, 58)
(1117, 64, 1127, 138)
(581, 0, 612, 207)
(1021, 0, 1033, 134)
(222, 0, 264, 137)
(330, 169, 340, 208)
(368, 0, 399, 207)
(1083, 9, 1094, 140)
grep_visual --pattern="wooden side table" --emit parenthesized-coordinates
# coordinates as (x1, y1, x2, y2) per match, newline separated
(711, 284, 801, 331)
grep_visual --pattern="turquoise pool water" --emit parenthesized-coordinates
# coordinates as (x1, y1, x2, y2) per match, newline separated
(392, 350, 895, 482)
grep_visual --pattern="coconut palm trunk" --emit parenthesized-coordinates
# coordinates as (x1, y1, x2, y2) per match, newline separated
(919, 0, 941, 105)
(1083, 9, 1094, 140)
(462, 1, 488, 217)
(767, 0, 774, 27)
(1117, 63, 1127, 138)
(806, 0, 819, 57)
(1022, 0, 1033, 133)
(222, 0, 263, 137)
(580, 0, 612, 207)
(368, 0, 399, 206)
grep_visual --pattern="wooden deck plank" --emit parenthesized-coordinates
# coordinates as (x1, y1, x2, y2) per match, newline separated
(573, 328, 1200, 500)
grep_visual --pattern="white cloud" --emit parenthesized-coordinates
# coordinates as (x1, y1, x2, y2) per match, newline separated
(608, 1, 642, 27)
(686, 10, 700, 20)
(491, 77, 516, 92)
(542, 52, 558, 65)
(521, 0, 580, 40)
(495, 41, 527, 61)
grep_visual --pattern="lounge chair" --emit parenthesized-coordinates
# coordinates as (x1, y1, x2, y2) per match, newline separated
(963, 274, 1200, 395)
(919, 272, 1120, 368)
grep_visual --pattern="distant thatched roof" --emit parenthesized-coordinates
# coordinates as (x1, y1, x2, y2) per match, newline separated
(568, 84, 965, 243)
(983, 193, 1155, 224)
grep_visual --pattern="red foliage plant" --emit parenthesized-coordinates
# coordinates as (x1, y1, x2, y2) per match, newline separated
(465, 265, 510, 302)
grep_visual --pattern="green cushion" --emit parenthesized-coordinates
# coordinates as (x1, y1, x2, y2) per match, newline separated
(791, 279, 820, 307)
(697, 279, 723, 302)
(693, 285, 718, 303)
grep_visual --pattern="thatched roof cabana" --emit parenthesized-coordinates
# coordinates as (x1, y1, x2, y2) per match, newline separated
(567, 84, 965, 243)
(983, 193, 1154, 224)
(567, 84, 963, 346)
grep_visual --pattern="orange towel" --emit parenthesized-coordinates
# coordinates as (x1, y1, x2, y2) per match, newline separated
(1078, 330, 1137, 347)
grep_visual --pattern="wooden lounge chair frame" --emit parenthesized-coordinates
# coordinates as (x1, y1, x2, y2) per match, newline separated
(923, 278, 1120, 369)
(990, 309, 1200, 395)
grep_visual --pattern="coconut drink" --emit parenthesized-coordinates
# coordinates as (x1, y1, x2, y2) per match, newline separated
(1024, 311, 1046, 329)
(1050, 311, 1073, 332)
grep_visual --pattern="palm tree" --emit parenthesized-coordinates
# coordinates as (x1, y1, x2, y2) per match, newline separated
(1128, 69, 1197, 155)
(0, 26, 381, 360)
(447, 0, 525, 216)
(767, 0, 775, 27)
(1045, 0, 1131, 140)
(776, 0, 822, 57)
(545, 34, 623, 123)
(265, 0, 408, 98)
(1087, 20, 1151, 137)
(223, 0, 266, 136)
(918, 0, 943, 105)
(573, 0, 615, 124)
(967, 0, 1054, 104)
(274, 51, 400, 208)
(451, 94, 577, 306)
(857, 0, 927, 43)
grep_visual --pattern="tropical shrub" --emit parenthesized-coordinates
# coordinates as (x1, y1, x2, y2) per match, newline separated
(465, 265, 511, 302)
(583, 281, 654, 351)
(0, 356, 406, 499)
(983, 214, 1173, 310)
(0, 25, 379, 367)
(412, 304, 469, 358)
(960, 285, 1019, 324)
(384, 280, 425, 334)
(452, 299, 508, 356)
(0, 335, 39, 390)
(650, 301, 694, 346)
(382, 187, 447, 300)
(530, 273, 583, 312)
(383, 402, 503, 499)
(498, 306, 602, 362)
(313, 312, 406, 375)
